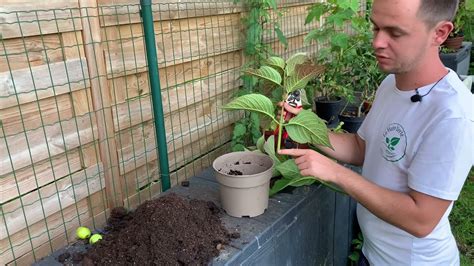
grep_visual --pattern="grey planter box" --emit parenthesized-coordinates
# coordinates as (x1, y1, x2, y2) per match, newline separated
(440, 42, 472, 76)
(35, 166, 360, 266)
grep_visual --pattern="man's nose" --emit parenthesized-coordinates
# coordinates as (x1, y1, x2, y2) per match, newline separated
(372, 31, 388, 49)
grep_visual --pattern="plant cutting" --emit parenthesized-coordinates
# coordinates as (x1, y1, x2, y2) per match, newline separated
(220, 53, 344, 196)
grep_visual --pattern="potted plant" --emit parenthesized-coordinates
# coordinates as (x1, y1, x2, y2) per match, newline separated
(304, 0, 363, 127)
(443, 0, 469, 50)
(440, 0, 473, 75)
(213, 53, 344, 214)
(336, 4, 386, 133)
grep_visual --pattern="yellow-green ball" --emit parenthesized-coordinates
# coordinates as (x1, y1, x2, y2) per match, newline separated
(89, 234, 103, 244)
(76, 226, 91, 239)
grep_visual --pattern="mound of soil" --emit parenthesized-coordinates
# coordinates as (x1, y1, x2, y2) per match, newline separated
(78, 193, 236, 265)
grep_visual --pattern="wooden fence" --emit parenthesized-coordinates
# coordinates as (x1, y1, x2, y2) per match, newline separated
(0, 0, 318, 264)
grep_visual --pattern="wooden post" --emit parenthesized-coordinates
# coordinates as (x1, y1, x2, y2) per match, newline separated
(78, 0, 123, 208)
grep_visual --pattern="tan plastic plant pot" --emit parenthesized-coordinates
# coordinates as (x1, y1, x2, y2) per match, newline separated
(213, 151, 274, 218)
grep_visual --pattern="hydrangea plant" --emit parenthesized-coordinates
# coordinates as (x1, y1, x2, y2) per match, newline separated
(223, 53, 344, 195)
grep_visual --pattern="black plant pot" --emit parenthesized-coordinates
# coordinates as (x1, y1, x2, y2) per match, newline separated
(338, 113, 365, 133)
(314, 96, 344, 126)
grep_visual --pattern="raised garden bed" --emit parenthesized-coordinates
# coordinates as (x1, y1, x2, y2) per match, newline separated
(35, 166, 359, 265)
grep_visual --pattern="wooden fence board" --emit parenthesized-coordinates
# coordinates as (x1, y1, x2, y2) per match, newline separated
(103, 13, 241, 78)
(0, 58, 90, 109)
(2, 207, 108, 266)
(0, 163, 104, 238)
(109, 51, 241, 104)
(0, 34, 65, 72)
(118, 112, 237, 175)
(111, 68, 239, 132)
(1, 149, 82, 204)
(0, 113, 97, 176)
(80, 0, 123, 208)
(98, 0, 241, 27)
(0, 3, 82, 40)
(114, 87, 236, 149)
(61, 31, 85, 60)
(0, 93, 74, 138)
(123, 142, 230, 210)
(0, 199, 89, 265)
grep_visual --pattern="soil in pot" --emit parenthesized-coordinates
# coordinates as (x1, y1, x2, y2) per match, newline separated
(46, 193, 238, 265)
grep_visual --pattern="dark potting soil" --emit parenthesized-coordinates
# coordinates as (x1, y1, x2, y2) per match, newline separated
(227, 169, 243, 175)
(64, 193, 237, 265)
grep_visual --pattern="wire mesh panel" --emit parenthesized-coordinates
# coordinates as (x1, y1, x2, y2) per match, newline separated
(0, 1, 111, 264)
(0, 0, 320, 264)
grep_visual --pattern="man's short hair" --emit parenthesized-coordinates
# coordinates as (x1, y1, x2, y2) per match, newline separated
(417, 0, 459, 29)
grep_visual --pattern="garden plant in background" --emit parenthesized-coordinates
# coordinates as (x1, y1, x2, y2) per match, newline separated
(223, 53, 344, 195)
(304, 0, 385, 132)
(443, 0, 470, 50)
(230, 0, 288, 151)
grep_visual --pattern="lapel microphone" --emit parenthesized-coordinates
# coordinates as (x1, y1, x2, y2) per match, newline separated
(410, 90, 423, 102)
(410, 71, 449, 103)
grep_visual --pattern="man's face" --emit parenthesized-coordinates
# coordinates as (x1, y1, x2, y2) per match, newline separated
(370, 0, 434, 74)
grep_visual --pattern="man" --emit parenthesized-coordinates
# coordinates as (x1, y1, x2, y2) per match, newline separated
(279, 0, 473, 264)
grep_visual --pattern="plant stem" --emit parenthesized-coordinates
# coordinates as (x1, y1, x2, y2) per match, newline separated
(276, 94, 287, 152)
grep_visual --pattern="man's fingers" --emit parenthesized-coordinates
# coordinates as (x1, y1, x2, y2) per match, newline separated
(284, 102, 300, 115)
(278, 149, 307, 157)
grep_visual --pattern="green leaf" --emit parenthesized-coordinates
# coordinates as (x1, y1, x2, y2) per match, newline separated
(327, 8, 354, 26)
(256, 135, 265, 153)
(274, 26, 288, 49)
(232, 143, 246, 152)
(305, 4, 327, 24)
(249, 112, 261, 143)
(244, 66, 282, 86)
(285, 64, 324, 94)
(285, 110, 332, 148)
(304, 28, 328, 44)
(285, 52, 308, 77)
(223, 94, 276, 122)
(271, 159, 346, 195)
(330, 32, 350, 49)
(385, 137, 389, 144)
(276, 159, 304, 179)
(299, 89, 310, 106)
(264, 56, 285, 72)
(338, 0, 360, 12)
(390, 137, 400, 146)
(270, 160, 316, 196)
(232, 123, 246, 138)
(348, 252, 360, 262)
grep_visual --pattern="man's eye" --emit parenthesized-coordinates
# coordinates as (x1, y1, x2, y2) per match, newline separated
(390, 32, 403, 38)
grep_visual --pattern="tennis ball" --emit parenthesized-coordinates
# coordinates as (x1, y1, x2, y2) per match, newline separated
(76, 226, 91, 239)
(89, 233, 103, 244)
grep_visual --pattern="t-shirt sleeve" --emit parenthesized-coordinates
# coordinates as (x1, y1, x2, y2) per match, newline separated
(408, 117, 473, 200)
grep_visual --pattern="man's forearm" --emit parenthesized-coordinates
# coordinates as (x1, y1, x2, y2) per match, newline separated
(318, 132, 365, 166)
(332, 164, 450, 238)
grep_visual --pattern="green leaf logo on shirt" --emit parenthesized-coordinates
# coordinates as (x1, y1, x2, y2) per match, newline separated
(381, 123, 407, 162)
(386, 137, 400, 151)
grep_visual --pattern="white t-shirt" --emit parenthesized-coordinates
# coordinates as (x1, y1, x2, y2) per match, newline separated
(357, 69, 474, 265)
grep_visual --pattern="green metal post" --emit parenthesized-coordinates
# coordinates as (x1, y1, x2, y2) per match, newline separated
(140, 0, 170, 191)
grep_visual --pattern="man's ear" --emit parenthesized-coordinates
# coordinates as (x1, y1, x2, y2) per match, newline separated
(433, 21, 454, 46)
